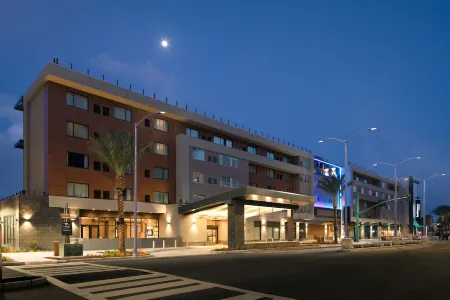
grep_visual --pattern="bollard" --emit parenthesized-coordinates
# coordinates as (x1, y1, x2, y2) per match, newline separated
(163, 240, 165, 249)
(175, 240, 177, 248)
(153, 240, 155, 251)
(265, 238, 268, 243)
(272, 238, 274, 242)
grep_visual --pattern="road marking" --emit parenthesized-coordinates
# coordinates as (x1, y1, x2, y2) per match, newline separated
(6, 262, 293, 300)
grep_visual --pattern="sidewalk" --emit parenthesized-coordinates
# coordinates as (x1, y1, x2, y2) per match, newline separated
(2, 267, 28, 279)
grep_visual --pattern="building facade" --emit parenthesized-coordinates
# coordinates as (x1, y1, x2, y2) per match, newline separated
(1, 62, 316, 250)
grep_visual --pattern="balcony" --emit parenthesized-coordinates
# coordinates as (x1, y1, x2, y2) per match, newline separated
(14, 96, 23, 111)
(14, 139, 24, 149)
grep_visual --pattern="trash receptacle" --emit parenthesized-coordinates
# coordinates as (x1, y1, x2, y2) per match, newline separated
(54, 241, 60, 256)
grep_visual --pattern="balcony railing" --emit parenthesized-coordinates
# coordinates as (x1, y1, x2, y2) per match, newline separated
(14, 96, 23, 111)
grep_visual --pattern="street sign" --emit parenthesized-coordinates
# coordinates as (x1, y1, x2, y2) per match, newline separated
(62, 221, 72, 236)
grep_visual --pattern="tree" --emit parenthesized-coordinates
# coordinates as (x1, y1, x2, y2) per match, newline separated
(89, 131, 147, 255)
(432, 205, 450, 240)
(317, 175, 345, 244)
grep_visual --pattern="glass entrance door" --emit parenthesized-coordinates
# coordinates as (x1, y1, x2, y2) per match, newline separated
(81, 225, 99, 239)
(206, 226, 218, 243)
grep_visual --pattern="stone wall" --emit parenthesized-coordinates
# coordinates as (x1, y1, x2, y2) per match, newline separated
(0, 196, 19, 248)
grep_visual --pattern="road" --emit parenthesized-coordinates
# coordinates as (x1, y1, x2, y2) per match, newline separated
(4, 242, 450, 300)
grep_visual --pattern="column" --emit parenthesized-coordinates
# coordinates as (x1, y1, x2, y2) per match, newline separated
(286, 218, 295, 241)
(228, 200, 245, 249)
(296, 222, 300, 240)
(370, 225, 373, 239)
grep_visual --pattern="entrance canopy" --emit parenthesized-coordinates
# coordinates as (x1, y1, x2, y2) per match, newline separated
(179, 186, 315, 216)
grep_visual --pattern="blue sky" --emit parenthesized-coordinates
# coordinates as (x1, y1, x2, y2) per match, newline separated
(1, 1, 450, 214)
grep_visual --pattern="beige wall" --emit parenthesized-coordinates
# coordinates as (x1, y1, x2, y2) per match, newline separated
(218, 220, 227, 244)
(179, 215, 207, 245)
(25, 87, 46, 195)
(0, 197, 20, 248)
(159, 204, 179, 238)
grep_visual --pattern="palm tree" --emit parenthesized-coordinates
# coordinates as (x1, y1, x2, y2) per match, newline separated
(90, 131, 147, 255)
(432, 205, 450, 240)
(317, 175, 345, 244)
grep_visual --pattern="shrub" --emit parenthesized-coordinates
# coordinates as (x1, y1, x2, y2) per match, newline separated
(1, 246, 14, 253)
(28, 241, 39, 252)
(2, 256, 13, 262)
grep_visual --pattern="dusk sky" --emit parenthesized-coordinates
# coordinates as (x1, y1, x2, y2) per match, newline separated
(1, 1, 449, 214)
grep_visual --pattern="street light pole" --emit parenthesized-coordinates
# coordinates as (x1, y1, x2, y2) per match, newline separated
(319, 127, 377, 238)
(133, 111, 165, 257)
(417, 174, 445, 237)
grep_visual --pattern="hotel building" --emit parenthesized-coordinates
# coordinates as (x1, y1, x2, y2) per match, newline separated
(1, 62, 316, 250)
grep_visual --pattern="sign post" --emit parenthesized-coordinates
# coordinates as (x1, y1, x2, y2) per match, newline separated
(62, 203, 71, 243)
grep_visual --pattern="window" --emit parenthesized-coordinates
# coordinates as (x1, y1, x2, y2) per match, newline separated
(94, 161, 101, 171)
(94, 190, 101, 199)
(124, 164, 132, 175)
(103, 163, 110, 172)
(208, 178, 218, 184)
(193, 172, 204, 183)
(249, 164, 257, 174)
(66, 92, 88, 110)
(103, 106, 110, 116)
(267, 169, 275, 178)
(144, 119, 150, 127)
(361, 188, 365, 194)
(103, 191, 110, 200)
(305, 175, 311, 183)
(67, 182, 88, 198)
(93, 104, 101, 114)
(303, 159, 311, 169)
(145, 195, 150, 203)
(186, 128, 199, 138)
(375, 191, 379, 197)
(364, 179, 368, 184)
(220, 176, 238, 188)
(193, 195, 205, 202)
(299, 174, 304, 182)
(114, 106, 132, 122)
(353, 186, 357, 192)
(153, 167, 169, 180)
(381, 182, 386, 188)
(276, 173, 283, 180)
(144, 169, 150, 178)
(253, 221, 261, 240)
(153, 118, 168, 132)
(250, 182, 257, 187)
(267, 186, 276, 190)
(247, 146, 257, 154)
(283, 173, 290, 181)
(214, 136, 233, 147)
(192, 149, 205, 161)
(219, 155, 238, 168)
(154, 192, 168, 204)
(67, 152, 88, 169)
(153, 143, 168, 155)
(114, 188, 132, 201)
(267, 152, 275, 160)
(208, 156, 218, 163)
(66, 122, 88, 139)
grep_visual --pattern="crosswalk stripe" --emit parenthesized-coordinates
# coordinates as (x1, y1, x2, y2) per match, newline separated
(94, 279, 205, 299)
(73, 274, 157, 288)
(84, 276, 173, 293)
(222, 294, 270, 300)
(28, 266, 122, 276)
(120, 283, 215, 300)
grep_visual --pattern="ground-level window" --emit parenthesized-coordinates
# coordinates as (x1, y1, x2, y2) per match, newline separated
(79, 217, 158, 239)
(253, 221, 261, 240)
(266, 221, 280, 240)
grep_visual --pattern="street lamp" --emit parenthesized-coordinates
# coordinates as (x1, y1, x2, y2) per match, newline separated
(372, 156, 421, 238)
(405, 174, 445, 237)
(319, 127, 377, 238)
(161, 40, 169, 48)
(133, 111, 165, 257)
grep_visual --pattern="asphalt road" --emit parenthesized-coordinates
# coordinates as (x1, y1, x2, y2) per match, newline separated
(88, 242, 450, 300)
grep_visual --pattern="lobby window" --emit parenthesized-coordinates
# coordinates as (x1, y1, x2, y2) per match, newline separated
(93, 104, 101, 114)
(114, 106, 132, 122)
(253, 221, 261, 240)
(144, 169, 150, 178)
(153, 167, 169, 180)
(267, 186, 276, 190)
(247, 146, 257, 154)
(220, 176, 238, 188)
(186, 128, 199, 138)
(67, 182, 88, 198)
(125, 164, 132, 175)
(153, 142, 168, 155)
(103, 163, 110, 172)
(94, 190, 101, 199)
(103, 106, 110, 116)
(103, 191, 110, 199)
(153, 118, 168, 132)
(145, 195, 150, 203)
(114, 188, 132, 201)
(283, 173, 290, 181)
(214, 136, 233, 147)
(219, 155, 238, 168)
(266, 169, 275, 178)
(66, 92, 88, 110)
(192, 149, 205, 161)
(193, 172, 204, 183)
(94, 161, 101, 171)
(267, 151, 275, 160)
(154, 192, 169, 204)
(67, 152, 88, 169)
(267, 221, 280, 240)
(66, 121, 88, 139)
(208, 178, 218, 184)
(249, 164, 257, 174)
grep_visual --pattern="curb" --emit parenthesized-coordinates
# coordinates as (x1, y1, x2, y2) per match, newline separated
(1, 276, 47, 291)
(2, 262, 25, 266)
(343, 243, 429, 252)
